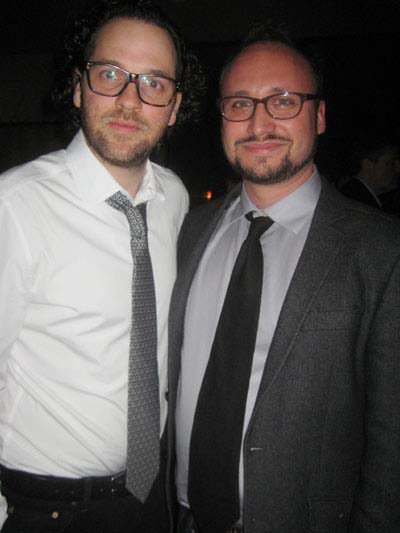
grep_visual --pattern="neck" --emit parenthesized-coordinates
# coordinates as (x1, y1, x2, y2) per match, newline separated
(95, 152, 146, 198)
(243, 164, 314, 209)
(109, 164, 146, 198)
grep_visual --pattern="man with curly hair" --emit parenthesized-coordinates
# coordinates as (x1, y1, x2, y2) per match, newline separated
(0, 1, 200, 531)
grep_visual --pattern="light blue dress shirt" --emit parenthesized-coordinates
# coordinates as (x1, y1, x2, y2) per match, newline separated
(176, 169, 321, 510)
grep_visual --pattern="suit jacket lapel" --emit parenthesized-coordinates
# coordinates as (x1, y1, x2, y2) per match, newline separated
(253, 182, 349, 406)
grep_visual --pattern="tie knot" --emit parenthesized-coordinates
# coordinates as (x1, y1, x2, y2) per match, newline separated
(106, 191, 147, 239)
(245, 212, 274, 240)
(106, 191, 133, 214)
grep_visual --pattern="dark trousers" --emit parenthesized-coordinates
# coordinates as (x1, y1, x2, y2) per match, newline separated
(1, 438, 169, 533)
(2, 474, 168, 533)
(176, 506, 244, 533)
(176, 506, 197, 533)
(2, 491, 164, 533)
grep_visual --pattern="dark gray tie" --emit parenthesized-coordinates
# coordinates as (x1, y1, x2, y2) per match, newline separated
(106, 191, 159, 503)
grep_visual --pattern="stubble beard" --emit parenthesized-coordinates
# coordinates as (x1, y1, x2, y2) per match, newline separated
(81, 108, 158, 170)
(232, 136, 317, 186)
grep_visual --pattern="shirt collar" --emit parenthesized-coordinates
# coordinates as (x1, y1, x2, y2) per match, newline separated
(227, 167, 321, 234)
(66, 129, 165, 205)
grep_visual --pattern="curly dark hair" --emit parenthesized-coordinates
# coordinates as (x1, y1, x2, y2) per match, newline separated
(52, 0, 205, 132)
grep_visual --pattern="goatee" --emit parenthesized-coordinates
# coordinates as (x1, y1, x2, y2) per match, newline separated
(233, 134, 317, 185)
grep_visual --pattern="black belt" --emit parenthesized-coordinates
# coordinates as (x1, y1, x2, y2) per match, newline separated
(177, 505, 244, 533)
(0, 464, 127, 504)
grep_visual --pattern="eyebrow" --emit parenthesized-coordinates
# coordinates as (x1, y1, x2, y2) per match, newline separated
(90, 60, 172, 78)
(225, 86, 290, 97)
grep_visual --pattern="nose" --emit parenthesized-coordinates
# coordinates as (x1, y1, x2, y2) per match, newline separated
(247, 101, 276, 137)
(115, 81, 142, 111)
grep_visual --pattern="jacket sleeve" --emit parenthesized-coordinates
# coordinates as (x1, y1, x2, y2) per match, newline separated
(349, 255, 400, 531)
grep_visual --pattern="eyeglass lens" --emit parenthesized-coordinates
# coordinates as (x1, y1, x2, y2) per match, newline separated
(221, 94, 305, 121)
(87, 63, 176, 106)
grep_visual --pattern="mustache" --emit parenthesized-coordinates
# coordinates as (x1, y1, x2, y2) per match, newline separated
(104, 111, 147, 129)
(235, 134, 290, 146)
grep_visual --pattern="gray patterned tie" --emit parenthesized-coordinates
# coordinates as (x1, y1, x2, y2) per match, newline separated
(106, 191, 159, 503)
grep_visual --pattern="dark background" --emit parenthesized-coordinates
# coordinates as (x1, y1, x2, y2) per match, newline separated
(1, 0, 399, 205)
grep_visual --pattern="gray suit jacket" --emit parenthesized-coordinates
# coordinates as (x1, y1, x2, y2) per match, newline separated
(167, 179, 400, 533)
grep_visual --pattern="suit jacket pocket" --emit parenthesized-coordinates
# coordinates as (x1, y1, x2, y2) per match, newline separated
(302, 309, 361, 331)
(308, 499, 353, 533)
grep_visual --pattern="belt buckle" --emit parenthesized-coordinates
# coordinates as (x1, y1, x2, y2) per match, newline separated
(83, 471, 126, 504)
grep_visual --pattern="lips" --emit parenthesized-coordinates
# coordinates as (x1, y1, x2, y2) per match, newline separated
(246, 140, 284, 149)
(239, 139, 289, 155)
(108, 120, 142, 133)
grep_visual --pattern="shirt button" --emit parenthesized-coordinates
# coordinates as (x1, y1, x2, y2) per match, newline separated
(52, 511, 59, 519)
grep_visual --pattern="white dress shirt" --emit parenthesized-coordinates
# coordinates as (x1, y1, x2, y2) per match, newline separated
(0, 130, 188, 486)
(175, 170, 321, 510)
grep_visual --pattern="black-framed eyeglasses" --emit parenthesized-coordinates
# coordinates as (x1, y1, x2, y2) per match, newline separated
(85, 61, 180, 107)
(218, 92, 321, 121)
